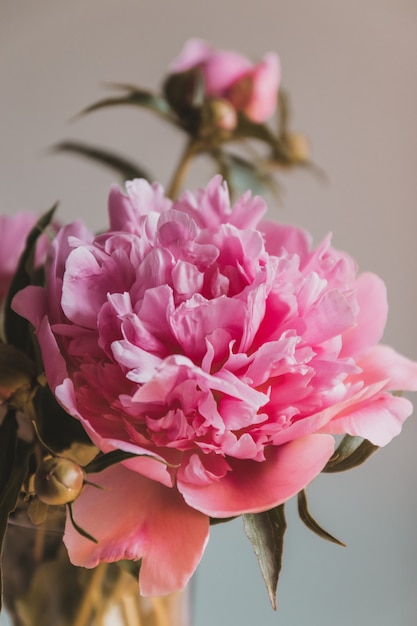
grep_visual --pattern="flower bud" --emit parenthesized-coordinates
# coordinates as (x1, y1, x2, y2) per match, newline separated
(201, 98, 237, 133)
(284, 133, 310, 164)
(35, 456, 84, 506)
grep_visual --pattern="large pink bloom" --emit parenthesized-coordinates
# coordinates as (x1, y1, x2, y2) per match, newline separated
(169, 38, 280, 123)
(13, 177, 417, 595)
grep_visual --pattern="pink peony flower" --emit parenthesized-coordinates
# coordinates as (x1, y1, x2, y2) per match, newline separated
(169, 38, 280, 123)
(13, 176, 417, 595)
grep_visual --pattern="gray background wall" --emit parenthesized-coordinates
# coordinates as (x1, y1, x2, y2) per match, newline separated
(1, 1, 417, 624)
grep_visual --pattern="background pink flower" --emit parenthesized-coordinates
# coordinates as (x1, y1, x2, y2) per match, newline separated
(0, 212, 39, 305)
(0, 211, 57, 307)
(13, 176, 417, 595)
(169, 38, 280, 122)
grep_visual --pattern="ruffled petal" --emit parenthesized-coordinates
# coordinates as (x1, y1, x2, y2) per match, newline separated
(177, 434, 334, 517)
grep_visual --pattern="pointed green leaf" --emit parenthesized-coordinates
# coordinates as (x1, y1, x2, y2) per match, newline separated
(297, 489, 345, 546)
(52, 141, 152, 182)
(67, 504, 97, 544)
(4, 206, 57, 354)
(83, 450, 139, 474)
(84, 449, 179, 474)
(243, 505, 286, 610)
(323, 435, 379, 473)
(77, 88, 172, 121)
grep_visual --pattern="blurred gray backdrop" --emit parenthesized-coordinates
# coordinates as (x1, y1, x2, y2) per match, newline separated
(1, 1, 417, 625)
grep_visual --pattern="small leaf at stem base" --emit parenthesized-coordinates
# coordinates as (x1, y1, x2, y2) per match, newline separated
(243, 505, 286, 610)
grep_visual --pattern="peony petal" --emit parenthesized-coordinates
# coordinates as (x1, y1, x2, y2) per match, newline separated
(341, 273, 388, 359)
(323, 393, 414, 446)
(236, 52, 280, 122)
(356, 344, 417, 391)
(64, 464, 209, 596)
(177, 434, 334, 517)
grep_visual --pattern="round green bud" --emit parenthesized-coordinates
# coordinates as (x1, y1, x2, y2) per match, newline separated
(34, 456, 84, 506)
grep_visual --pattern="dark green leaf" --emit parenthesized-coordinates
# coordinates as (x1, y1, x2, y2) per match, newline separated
(243, 505, 286, 610)
(297, 490, 345, 546)
(323, 435, 379, 473)
(84, 449, 179, 474)
(4, 206, 57, 354)
(52, 141, 152, 182)
(209, 516, 237, 526)
(0, 412, 31, 612)
(84, 450, 139, 474)
(77, 88, 172, 121)
(67, 504, 97, 544)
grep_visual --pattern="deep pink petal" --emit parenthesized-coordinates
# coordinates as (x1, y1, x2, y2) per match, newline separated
(177, 434, 334, 517)
(242, 52, 280, 122)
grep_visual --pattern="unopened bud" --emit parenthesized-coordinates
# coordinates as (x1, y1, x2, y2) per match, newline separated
(35, 456, 84, 506)
(206, 98, 237, 131)
(285, 133, 310, 163)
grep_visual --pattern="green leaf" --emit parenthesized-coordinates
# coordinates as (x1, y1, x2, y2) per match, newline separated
(0, 411, 31, 612)
(83, 450, 139, 474)
(297, 489, 345, 546)
(67, 504, 97, 544)
(4, 206, 57, 354)
(52, 141, 152, 182)
(214, 152, 278, 200)
(84, 449, 179, 474)
(243, 505, 286, 610)
(323, 435, 379, 473)
(77, 87, 172, 121)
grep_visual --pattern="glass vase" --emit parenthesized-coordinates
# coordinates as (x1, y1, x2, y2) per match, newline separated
(2, 505, 190, 626)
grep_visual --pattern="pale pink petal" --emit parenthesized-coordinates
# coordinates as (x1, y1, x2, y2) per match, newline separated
(64, 464, 209, 596)
(323, 393, 414, 446)
(356, 344, 417, 391)
(341, 273, 388, 358)
(168, 38, 213, 73)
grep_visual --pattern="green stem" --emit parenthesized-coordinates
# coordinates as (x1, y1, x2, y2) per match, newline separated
(166, 141, 199, 200)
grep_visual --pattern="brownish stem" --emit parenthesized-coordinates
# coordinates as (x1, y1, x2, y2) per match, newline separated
(166, 142, 198, 200)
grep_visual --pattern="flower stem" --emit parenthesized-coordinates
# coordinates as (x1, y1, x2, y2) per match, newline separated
(166, 141, 199, 200)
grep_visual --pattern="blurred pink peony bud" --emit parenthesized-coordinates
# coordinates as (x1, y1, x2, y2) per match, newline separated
(169, 39, 280, 123)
